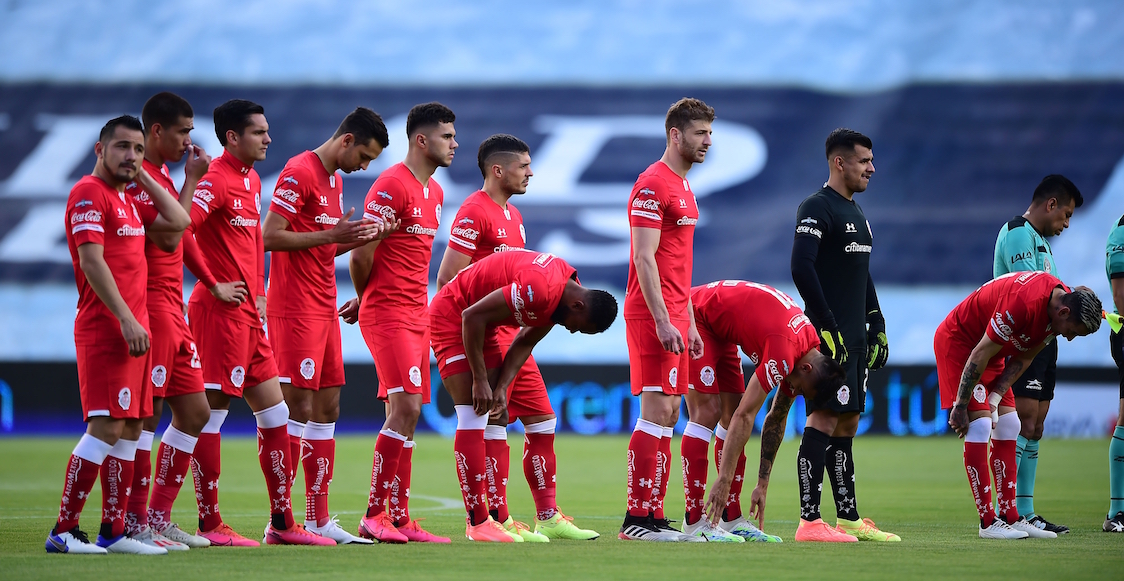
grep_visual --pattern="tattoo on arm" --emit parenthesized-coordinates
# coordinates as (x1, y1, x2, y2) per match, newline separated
(994, 359, 1025, 392)
(956, 361, 981, 406)
(758, 392, 793, 482)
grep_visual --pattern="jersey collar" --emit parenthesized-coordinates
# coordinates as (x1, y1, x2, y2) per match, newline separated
(218, 150, 254, 175)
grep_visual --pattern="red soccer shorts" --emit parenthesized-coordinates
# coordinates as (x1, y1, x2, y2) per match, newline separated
(934, 324, 1015, 411)
(626, 317, 690, 396)
(429, 297, 503, 382)
(270, 316, 345, 390)
(188, 302, 278, 398)
(147, 309, 204, 398)
(77, 341, 152, 420)
(361, 320, 432, 404)
(505, 355, 554, 422)
(688, 323, 745, 395)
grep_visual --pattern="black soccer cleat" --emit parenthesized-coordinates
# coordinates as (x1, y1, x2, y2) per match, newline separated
(618, 514, 683, 542)
(1027, 515, 1069, 535)
(1103, 512, 1124, 533)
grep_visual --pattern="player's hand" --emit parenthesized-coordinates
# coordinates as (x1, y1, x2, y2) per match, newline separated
(120, 316, 150, 357)
(183, 144, 211, 183)
(818, 326, 848, 365)
(256, 295, 267, 323)
(866, 309, 888, 370)
(489, 385, 508, 419)
(949, 404, 970, 438)
(338, 298, 360, 324)
(371, 218, 400, 241)
(209, 281, 248, 304)
(328, 208, 379, 244)
(988, 391, 1001, 429)
(704, 475, 732, 526)
(748, 485, 768, 531)
(687, 325, 704, 360)
(655, 319, 685, 354)
(471, 378, 494, 417)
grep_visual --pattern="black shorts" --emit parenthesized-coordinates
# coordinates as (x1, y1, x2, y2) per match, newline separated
(807, 348, 867, 415)
(1010, 340, 1057, 402)
(1111, 329, 1124, 400)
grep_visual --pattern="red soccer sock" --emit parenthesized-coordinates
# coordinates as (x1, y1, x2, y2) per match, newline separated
(55, 435, 110, 535)
(390, 442, 414, 526)
(454, 412, 490, 526)
(714, 431, 747, 521)
(257, 424, 295, 530)
(485, 428, 511, 523)
(302, 437, 333, 526)
(288, 428, 303, 484)
(100, 443, 137, 539)
(366, 429, 405, 518)
(192, 432, 223, 531)
(964, 440, 996, 527)
(991, 438, 1020, 524)
(652, 430, 672, 520)
(125, 434, 152, 535)
(626, 420, 661, 518)
(523, 432, 558, 521)
(148, 428, 196, 531)
(680, 423, 711, 526)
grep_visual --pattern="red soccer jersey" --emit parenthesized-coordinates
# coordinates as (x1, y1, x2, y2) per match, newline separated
(66, 175, 150, 344)
(440, 250, 577, 329)
(187, 151, 265, 326)
(942, 270, 1068, 357)
(359, 162, 443, 325)
(266, 151, 343, 320)
(691, 280, 819, 397)
(447, 190, 526, 260)
(625, 161, 699, 320)
(128, 158, 185, 315)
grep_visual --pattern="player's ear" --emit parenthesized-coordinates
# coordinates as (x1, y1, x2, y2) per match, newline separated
(340, 133, 354, 148)
(94, 140, 104, 157)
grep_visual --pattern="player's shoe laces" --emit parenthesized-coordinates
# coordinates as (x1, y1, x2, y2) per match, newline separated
(682, 517, 745, 543)
(197, 522, 260, 547)
(396, 518, 451, 543)
(618, 514, 685, 542)
(719, 516, 782, 542)
(502, 516, 548, 542)
(1008, 517, 1056, 539)
(794, 518, 858, 542)
(465, 516, 516, 542)
(357, 512, 409, 544)
(652, 516, 706, 542)
(835, 517, 901, 542)
(1103, 512, 1124, 533)
(264, 523, 336, 546)
(96, 532, 169, 554)
(46, 526, 107, 554)
(307, 517, 374, 545)
(153, 523, 210, 548)
(535, 511, 600, 540)
(1027, 515, 1069, 535)
(131, 525, 190, 551)
(978, 519, 1029, 539)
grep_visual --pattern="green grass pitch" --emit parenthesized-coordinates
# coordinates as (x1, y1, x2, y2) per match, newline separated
(1, 434, 1119, 580)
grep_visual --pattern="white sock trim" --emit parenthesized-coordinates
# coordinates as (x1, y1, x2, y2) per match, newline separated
(484, 425, 508, 440)
(108, 438, 139, 461)
(403, 440, 416, 449)
(965, 417, 992, 443)
(304, 421, 335, 441)
(254, 401, 290, 429)
(524, 418, 557, 434)
(73, 433, 113, 464)
(454, 405, 488, 430)
(137, 430, 155, 452)
(662, 426, 674, 438)
(715, 423, 729, 441)
(634, 418, 663, 439)
(379, 428, 408, 442)
(993, 411, 1020, 441)
(287, 419, 306, 438)
(160, 426, 198, 454)
(683, 421, 714, 442)
(202, 409, 228, 434)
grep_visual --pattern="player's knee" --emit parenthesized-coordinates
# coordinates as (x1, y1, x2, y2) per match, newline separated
(312, 405, 340, 424)
(1019, 417, 1037, 438)
(1032, 422, 1045, 440)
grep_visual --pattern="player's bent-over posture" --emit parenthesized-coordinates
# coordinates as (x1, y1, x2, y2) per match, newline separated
(430, 250, 618, 542)
(182, 99, 333, 546)
(48, 115, 191, 555)
(262, 107, 394, 544)
(621, 98, 713, 543)
(434, 134, 600, 541)
(936, 271, 1100, 539)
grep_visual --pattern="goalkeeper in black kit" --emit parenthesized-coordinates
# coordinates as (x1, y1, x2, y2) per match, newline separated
(788, 128, 899, 542)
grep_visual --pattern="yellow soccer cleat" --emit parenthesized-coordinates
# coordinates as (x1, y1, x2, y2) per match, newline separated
(835, 517, 901, 542)
(535, 511, 600, 540)
(502, 517, 546, 542)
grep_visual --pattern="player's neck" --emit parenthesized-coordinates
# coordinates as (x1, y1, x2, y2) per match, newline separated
(311, 143, 339, 175)
(660, 149, 693, 179)
(92, 164, 127, 192)
(481, 184, 512, 207)
(225, 147, 255, 169)
(403, 150, 438, 186)
(825, 176, 854, 200)
(1023, 209, 1049, 237)
(143, 142, 166, 168)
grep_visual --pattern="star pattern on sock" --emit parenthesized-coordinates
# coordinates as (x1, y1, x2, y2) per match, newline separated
(103, 506, 123, 522)
(800, 502, 817, 519)
(837, 496, 856, 512)
(271, 496, 291, 512)
(465, 493, 480, 509)
(174, 474, 184, 484)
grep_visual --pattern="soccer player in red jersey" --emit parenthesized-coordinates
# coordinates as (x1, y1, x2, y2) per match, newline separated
(346, 102, 455, 544)
(119, 92, 214, 551)
(434, 134, 599, 541)
(262, 107, 394, 544)
(430, 250, 618, 542)
(620, 98, 712, 542)
(182, 99, 333, 546)
(47, 115, 191, 555)
(935, 272, 1100, 539)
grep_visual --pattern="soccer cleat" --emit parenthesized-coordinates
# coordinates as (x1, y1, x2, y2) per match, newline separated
(357, 512, 409, 544)
(979, 519, 1029, 539)
(795, 518, 858, 542)
(618, 514, 685, 542)
(719, 516, 783, 542)
(835, 517, 901, 542)
(682, 518, 745, 542)
(97, 533, 169, 555)
(652, 517, 706, 542)
(1104, 512, 1124, 533)
(1027, 515, 1069, 535)
(264, 523, 336, 546)
(45, 527, 107, 554)
(197, 522, 260, 547)
(465, 517, 516, 542)
(535, 511, 600, 540)
(396, 519, 451, 543)
(1009, 518, 1057, 539)
(502, 517, 548, 542)
(131, 526, 190, 551)
(307, 517, 374, 545)
(154, 523, 211, 548)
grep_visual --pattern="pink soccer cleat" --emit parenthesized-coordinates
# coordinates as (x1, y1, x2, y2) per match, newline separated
(396, 519, 451, 543)
(794, 518, 858, 543)
(357, 512, 409, 544)
(264, 523, 336, 546)
(197, 523, 260, 547)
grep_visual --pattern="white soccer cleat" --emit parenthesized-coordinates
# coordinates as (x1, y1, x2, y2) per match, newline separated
(307, 517, 375, 545)
(154, 523, 211, 548)
(1009, 518, 1058, 538)
(618, 515, 688, 542)
(97, 533, 169, 554)
(978, 520, 1029, 540)
(132, 526, 190, 551)
(683, 518, 745, 543)
(45, 527, 107, 554)
(719, 515, 784, 542)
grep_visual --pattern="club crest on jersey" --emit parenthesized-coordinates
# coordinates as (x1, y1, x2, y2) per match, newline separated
(300, 358, 315, 380)
(151, 365, 167, 388)
(118, 387, 131, 410)
(231, 366, 246, 388)
(409, 366, 422, 387)
(700, 366, 715, 387)
(669, 368, 678, 388)
(837, 385, 850, 405)
(973, 384, 987, 403)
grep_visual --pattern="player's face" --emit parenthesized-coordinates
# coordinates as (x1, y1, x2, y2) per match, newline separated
(559, 312, 601, 335)
(1044, 197, 1076, 236)
(96, 126, 145, 184)
(230, 113, 270, 163)
(501, 152, 533, 195)
(1052, 315, 1091, 342)
(675, 120, 712, 164)
(841, 145, 875, 193)
(339, 137, 384, 174)
(156, 116, 194, 163)
(423, 122, 458, 168)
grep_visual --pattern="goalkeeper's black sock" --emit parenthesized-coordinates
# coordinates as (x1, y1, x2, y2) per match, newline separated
(797, 427, 830, 521)
(827, 436, 860, 521)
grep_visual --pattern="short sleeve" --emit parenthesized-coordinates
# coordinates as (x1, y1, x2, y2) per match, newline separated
(191, 174, 225, 226)
(364, 177, 406, 225)
(996, 224, 1038, 276)
(505, 267, 562, 328)
(448, 202, 487, 256)
(270, 166, 312, 218)
(1107, 221, 1124, 279)
(68, 185, 108, 246)
(794, 196, 831, 242)
(628, 177, 666, 228)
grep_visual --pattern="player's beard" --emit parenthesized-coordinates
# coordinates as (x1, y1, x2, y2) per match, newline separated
(679, 141, 707, 164)
(104, 158, 137, 185)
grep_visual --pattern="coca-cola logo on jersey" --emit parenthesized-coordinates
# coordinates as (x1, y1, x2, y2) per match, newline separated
(274, 188, 299, 203)
(632, 198, 659, 211)
(70, 210, 102, 224)
(451, 226, 479, 240)
(365, 201, 395, 222)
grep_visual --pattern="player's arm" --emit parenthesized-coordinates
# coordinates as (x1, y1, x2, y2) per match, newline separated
(492, 324, 553, 417)
(791, 201, 846, 363)
(183, 188, 247, 304)
(76, 243, 149, 356)
(436, 247, 472, 291)
(255, 225, 266, 321)
(704, 375, 767, 525)
(865, 276, 889, 370)
(991, 342, 1046, 399)
(632, 226, 684, 354)
(135, 167, 190, 235)
(262, 208, 387, 252)
(1113, 278, 1124, 318)
(948, 335, 1004, 436)
(462, 289, 517, 416)
(744, 389, 796, 529)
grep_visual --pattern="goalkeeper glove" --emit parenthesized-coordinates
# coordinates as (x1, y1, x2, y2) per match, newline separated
(818, 325, 848, 365)
(866, 308, 888, 370)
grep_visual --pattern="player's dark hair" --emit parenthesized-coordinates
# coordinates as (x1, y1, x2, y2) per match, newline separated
(477, 134, 530, 178)
(213, 99, 265, 146)
(141, 92, 194, 135)
(99, 115, 144, 143)
(825, 128, 873, 160)
(665, 98, 715, 136)
(1061, 287, 1102, 333)
(808, 354, 847, 409)
(1032, 174, 1083, 209)
(587, 289, 619, 333)
(406, 102, 456, 137)
(334, 107, 389, 149)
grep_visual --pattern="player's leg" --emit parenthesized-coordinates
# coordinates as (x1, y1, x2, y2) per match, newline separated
(995, 396, 1054, 538)
(125, 400, 161, 538)
(484, 409, 514, 531)
(47, 410, 121, 555)
(681, 390, 719, 525)
(795, 410, 855, 542)
(148, 388, 210, 548)
(1013, 341, 1064, 532)
(281, 383, 312, 482)
(651, 337, 690, 526)
(1106, 328, 1124, 532)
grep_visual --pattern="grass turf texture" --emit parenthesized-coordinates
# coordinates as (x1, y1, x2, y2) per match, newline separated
(1, 435, 1118, 580)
